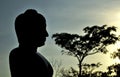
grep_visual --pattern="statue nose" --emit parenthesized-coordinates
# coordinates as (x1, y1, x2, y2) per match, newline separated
(47, 32, 49, 37)
(45, 31, 49, 37)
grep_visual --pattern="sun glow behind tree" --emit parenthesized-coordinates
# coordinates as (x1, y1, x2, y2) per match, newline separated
(105, 11, 120, 64)
(52, 25, 119, 76)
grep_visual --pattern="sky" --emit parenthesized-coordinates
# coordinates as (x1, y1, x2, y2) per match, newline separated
(1, 0, 120, 77)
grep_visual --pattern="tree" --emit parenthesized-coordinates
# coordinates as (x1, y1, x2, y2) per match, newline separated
(52, 25, 119, 77)
(107, 63, 120, 77)
(111, 48, 120, 77)
(81, 62, 102, 77)
(57, 62, 102, 77)
(111, 48, 120, 59)
(59, 67, 78, 77)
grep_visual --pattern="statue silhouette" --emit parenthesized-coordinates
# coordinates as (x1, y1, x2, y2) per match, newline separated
(9, 9, 53, 77)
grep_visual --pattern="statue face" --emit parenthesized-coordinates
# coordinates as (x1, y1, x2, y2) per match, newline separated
(15, 9, 49, 47)
(31, 25, 49, 47)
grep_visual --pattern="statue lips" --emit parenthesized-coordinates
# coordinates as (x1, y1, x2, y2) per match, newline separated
(37, 37, 47, 46)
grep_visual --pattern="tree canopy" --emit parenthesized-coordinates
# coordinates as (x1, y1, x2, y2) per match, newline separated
(52, 25, 119, 77)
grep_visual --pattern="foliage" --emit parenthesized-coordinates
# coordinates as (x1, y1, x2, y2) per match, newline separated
(59, 67, 78, 77)
(52, 25, 119, 76)
(111, 49, 120, 59)
(52, 25, 119, 58)
(55, 63, 120, 77)
(107, 63, 120, 77)
(82, 62, 102, 76)
(58, 63, 111, 77)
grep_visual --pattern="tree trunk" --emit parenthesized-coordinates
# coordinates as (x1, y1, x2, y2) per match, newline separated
(78, 61, 82, 77)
